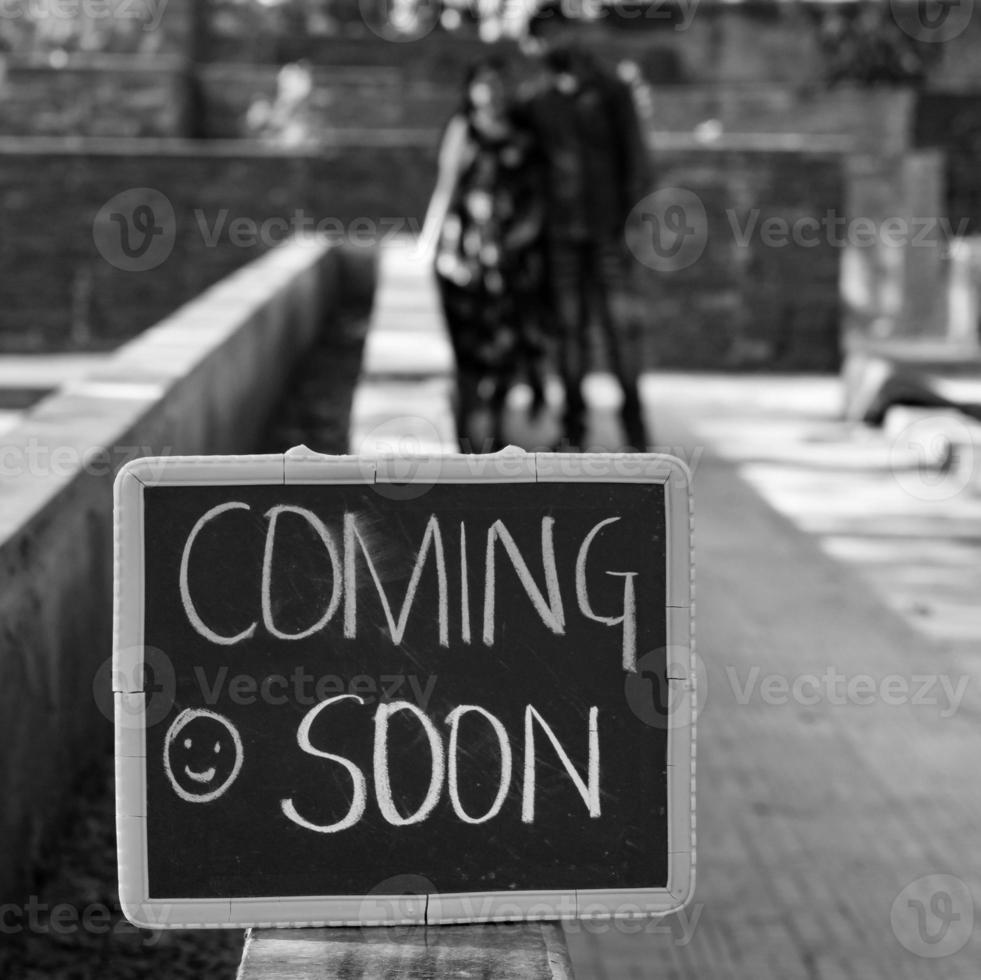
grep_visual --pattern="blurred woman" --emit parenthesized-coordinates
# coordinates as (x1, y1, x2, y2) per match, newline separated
(421, 58, 548, 452)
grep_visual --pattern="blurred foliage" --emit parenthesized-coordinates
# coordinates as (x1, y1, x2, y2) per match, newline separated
(0, 1, 172, 56)
(815, 2, 941, 87)
(0, 0, 957, 85)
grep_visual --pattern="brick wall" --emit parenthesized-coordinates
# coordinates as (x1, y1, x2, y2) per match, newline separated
(0, 138, 432, 351)
(197, 64, 456, 139)
(0, 0, 199, 56)
(0, 47, 919, 160)
(0, 135, 844, 369)
(0, 57, 193, 138)
(636, 139, 846, 371)
(195, 63, 914, 155)
(650, 85, 913, 152)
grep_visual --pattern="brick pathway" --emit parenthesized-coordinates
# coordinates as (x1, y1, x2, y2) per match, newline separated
(566, 383, 981, 980)
(360, 245, 981, 980)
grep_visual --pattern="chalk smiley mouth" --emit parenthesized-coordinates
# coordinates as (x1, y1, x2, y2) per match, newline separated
(184, 765, 218, 784)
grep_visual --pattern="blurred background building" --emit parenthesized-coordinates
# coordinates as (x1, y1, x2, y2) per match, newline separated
(1, 0, 980, 374)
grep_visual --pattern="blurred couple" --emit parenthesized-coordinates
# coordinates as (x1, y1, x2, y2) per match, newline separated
(422, 24, 651, 453)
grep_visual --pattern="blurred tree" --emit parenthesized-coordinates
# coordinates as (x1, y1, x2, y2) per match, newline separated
(816, 1, 941, 87)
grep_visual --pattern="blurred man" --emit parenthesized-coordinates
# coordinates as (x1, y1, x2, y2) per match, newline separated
(521, 12, 651, 450)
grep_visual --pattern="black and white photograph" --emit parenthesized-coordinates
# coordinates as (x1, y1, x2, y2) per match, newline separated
(0, 0, 979, 977)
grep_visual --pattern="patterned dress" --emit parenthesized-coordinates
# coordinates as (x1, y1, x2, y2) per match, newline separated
(434, 114, 547, 399)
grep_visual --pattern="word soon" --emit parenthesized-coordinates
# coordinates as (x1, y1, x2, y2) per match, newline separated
(280, 698, 600, 833)
(180, 505, 640, 670)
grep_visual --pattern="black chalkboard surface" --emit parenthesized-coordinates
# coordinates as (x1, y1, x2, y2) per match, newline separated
(114, 452, 694, 928)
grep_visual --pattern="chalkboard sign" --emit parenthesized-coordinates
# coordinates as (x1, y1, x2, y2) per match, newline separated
(114, 449, 694, 929)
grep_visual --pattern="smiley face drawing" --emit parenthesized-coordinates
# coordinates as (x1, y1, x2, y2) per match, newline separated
(163, 708, 244, 803)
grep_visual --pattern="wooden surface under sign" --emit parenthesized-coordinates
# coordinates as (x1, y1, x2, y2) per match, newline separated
(113, 450, 695, 928)
(237, 922, 574, 980)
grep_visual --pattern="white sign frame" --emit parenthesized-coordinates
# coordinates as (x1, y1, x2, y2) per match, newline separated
(114, 450, 695, 929)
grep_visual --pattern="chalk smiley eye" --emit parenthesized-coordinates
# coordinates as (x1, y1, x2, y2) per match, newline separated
(163, 708, 244, 804)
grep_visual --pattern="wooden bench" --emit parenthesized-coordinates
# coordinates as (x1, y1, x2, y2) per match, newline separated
(238, 922, 574, 980)
(842, 339, 981, 424)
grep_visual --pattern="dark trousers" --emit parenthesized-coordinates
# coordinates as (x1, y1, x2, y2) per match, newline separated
(549, 240, 648, 449)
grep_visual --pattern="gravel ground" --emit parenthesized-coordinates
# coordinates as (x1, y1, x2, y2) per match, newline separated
(0, 304, 370, 980)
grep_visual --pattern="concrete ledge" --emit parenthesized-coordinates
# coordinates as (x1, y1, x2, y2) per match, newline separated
(0, 235, 359, 902)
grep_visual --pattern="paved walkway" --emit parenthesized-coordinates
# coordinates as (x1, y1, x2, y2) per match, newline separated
(564, 381, 981, 980)
(354, 245, 981, 980)
(349, 243, 456, 454)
